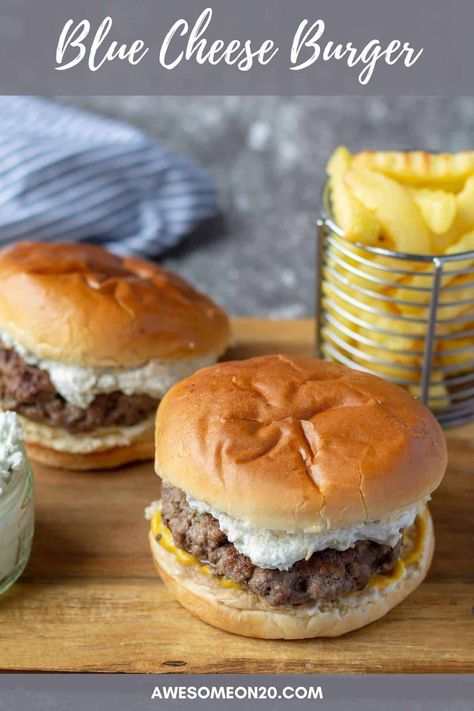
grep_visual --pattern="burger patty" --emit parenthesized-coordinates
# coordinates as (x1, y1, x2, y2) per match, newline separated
(161, 484, 402, 607)
(0, 343, 158, 433)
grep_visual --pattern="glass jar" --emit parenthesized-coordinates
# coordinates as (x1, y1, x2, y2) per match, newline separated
(0, 447, 34, 595)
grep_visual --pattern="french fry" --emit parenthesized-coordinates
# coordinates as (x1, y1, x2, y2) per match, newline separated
(394, 230, 474, 316)
(455, 176, 474, 228)
(409, 370, 450, 409)
(327, 147, 381, 245)
(445, 228, 474, 271)
(366, 326, 422, 357)
(347, 310, 421, 383)
(344, 167, 433, 254)
(395, 264, 436, 316)
(352, 150, 474, 190)
(325, 250, 389, 297)
(430, 178, 474, 252)
(327, 145, 351, 180)
(329, 240, 408, 287)
(438, 273, 474, 323)
(411, 188, 457, 234)
(354, 345, 419, 382)
(439, 337, 474, 370)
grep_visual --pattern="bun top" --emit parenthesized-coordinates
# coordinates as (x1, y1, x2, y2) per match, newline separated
(0, 241, 230, 366)
(155, 355, 447, 531)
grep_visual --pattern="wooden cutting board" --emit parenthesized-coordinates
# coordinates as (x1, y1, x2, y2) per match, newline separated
(0, 318, 472, 674)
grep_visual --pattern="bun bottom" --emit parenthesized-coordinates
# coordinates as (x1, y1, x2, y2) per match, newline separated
(149, 510, 434, 639)
(26, 432, 154, 471)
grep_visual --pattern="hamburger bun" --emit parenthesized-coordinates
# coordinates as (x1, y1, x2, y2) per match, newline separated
(23, 416, 155, 470)
(26, 435, 154, 471)
(155, 355, 447, 531)
(149, 507, 435, 639)
(0, 241, 230, 366)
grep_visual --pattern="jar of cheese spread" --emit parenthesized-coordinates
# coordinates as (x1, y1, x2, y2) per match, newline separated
(0, 411, 34, 595)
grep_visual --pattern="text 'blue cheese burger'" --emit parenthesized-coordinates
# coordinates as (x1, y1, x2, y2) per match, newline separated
(0, 242, 230, 470)
(147, 355, 447, 639)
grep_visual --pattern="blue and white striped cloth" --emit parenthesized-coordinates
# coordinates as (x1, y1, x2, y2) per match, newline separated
(0, 97, 219, 257)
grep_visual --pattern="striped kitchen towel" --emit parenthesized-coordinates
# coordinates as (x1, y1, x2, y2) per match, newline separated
(0, 97, 219, 257)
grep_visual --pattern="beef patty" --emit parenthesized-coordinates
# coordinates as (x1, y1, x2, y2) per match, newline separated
(0, 343, 158, 433)
(161, 484, 402, 607)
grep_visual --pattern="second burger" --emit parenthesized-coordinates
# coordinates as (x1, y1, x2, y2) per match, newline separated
(0, 241, 230, 470)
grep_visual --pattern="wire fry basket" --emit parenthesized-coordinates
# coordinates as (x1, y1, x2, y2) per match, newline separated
(316, 189, 474, 427)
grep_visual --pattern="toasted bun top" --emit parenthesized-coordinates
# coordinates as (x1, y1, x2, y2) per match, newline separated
(0, 241, 230, 366)
(155, 355, 447, 531)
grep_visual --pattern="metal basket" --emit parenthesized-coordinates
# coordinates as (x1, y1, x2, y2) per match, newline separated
(316, 188, 474, 427)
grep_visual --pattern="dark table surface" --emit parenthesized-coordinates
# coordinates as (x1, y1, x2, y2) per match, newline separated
(62, 96, 474, 317)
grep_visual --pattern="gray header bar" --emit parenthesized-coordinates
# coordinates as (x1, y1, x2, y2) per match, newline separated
(0, 0, 472, 94)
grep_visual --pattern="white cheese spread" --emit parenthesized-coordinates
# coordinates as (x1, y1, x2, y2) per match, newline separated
(0, 411, 34, 593)
(0, 411, 24, 495)
(0, 327, 218, 408)
(186, 495, 428, 570)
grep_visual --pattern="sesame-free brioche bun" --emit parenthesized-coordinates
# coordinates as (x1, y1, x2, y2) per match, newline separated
(149, 508, 435, 639)
(0, 241, 230, 367)
(24, 422, 155, 470)
(26, 438, 154, 471)
(155, 355, 447, 531)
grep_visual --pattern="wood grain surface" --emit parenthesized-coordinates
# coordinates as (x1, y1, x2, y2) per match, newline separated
(0, 318, 472, 674)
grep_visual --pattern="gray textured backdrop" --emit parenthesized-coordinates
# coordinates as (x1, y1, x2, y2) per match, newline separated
(62, 97, 474, 317)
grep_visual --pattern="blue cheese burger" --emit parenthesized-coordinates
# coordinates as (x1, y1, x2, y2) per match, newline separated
(148, 355, 447, 638)
(0, 241, 230, 470)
